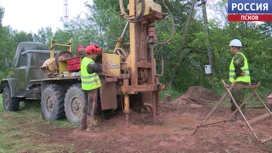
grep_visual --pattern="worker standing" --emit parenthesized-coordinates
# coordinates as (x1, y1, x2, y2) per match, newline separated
(79, 44, 102, 131)
(228, 39, 251, 122)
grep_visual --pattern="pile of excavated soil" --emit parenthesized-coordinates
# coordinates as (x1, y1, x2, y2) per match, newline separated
(27, 107, 272, 153)
(165, 86, 221, 111)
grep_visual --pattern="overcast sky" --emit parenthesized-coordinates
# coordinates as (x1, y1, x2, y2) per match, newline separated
(0, 0, 91, 33)
(0, 0, 222, 34)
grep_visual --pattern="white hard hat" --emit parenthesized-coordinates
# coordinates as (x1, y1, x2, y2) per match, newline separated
(229, 39, 242, 47)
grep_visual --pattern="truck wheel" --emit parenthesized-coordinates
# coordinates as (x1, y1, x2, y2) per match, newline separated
(41, 84, 65, 120)
(64, 84, 85, 124)
(2, 87, 20, 111)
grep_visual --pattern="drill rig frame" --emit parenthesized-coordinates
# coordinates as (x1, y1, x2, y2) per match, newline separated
(109, 0, 169, 122)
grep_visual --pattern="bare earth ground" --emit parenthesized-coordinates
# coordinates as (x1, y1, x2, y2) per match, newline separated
(21, 87, 272, 153)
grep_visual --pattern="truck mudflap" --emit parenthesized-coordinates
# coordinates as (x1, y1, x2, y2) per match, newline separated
(0, 78, 18, 97)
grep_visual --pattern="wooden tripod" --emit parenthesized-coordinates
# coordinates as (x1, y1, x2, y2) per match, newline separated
(193, 80, 272, 143)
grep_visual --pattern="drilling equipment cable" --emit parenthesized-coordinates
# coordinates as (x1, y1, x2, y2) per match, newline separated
(119, 0, 146, 23)
(155, 0, 175, 45)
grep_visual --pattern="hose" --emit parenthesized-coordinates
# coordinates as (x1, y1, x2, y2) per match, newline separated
(143, 103, 153, 112)
(119, 0, 146, 23)
(114, 48, 129, 59)
(155, 0, 175, 45)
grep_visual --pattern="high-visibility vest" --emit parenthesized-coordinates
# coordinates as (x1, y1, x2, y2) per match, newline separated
(80, 57, 101, 90)
(229, 52, 251, 83)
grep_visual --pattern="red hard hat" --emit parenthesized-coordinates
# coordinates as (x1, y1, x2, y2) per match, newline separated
(77, 45, 85, 54)
(85, 44, 102, 54)
(94, 44, 103, 53)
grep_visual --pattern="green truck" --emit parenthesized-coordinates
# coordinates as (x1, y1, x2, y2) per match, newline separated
(0, 42, 85, 124)
(1, 42, 50, 111)
(0, 41, 144, 125)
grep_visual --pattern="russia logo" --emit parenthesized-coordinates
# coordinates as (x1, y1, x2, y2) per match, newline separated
(228, 0, 272, 21)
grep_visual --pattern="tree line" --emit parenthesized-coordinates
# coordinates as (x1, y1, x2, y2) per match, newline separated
(0, 0, 271, 94)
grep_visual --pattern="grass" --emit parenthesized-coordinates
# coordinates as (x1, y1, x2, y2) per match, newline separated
(0, 88, 183, 152)
(0, 94, 77, 153)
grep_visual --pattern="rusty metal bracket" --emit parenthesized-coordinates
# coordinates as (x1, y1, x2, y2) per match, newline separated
(155, 59, 164, 77)
(105, 76, 118, 83)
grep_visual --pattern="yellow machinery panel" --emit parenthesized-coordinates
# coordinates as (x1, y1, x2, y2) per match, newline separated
(136, 0, 162, 19)
(102, 53, 121, 77)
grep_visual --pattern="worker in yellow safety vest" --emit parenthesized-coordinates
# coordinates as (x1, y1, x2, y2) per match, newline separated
(229, 39, 251, 122)
(80, 44, 102, 131)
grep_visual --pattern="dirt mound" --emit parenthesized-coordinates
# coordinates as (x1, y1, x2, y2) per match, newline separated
(166, 86, 221, 111)
(182, 86, 221, 101)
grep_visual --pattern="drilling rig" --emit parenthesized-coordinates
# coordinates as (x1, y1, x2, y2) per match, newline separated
(115, 0, 170, 122)
(0, 0, 173, 124)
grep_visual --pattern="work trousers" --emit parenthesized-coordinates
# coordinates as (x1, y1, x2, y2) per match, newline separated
(231, 82, 247, 114)
(83, 89, 98, 118)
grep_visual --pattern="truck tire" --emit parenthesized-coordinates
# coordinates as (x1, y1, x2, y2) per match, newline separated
(2, 87, 20, 111)
(41, 84, 65, 120)
(64, 84, 85, 124)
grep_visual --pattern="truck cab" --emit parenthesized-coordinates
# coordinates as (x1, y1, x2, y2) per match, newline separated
(16, 50, 51, 97)
(0, 42, 50, 111)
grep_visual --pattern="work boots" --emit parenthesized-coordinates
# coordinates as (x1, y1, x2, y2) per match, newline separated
(79, 113, 87, 130)
(86, 116, 95, 131)
(230, 112, 238, 122)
